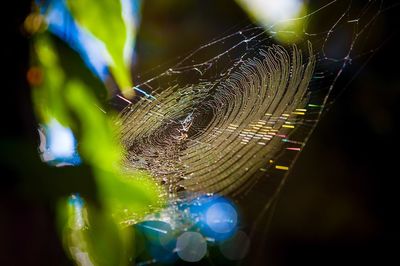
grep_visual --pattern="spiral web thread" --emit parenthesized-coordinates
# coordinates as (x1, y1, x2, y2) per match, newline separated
(116, 0, 389, 212)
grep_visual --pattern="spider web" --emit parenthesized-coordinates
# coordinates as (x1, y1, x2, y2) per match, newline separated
(114, 0, 393, 231)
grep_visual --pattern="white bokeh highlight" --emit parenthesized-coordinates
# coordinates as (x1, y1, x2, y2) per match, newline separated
(238, 0, 304, 25)
(176, 232, 207, 262)
(47, 119, 75, 158)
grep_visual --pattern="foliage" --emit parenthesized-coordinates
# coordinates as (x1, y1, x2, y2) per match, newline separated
(31, 17, 163, 265)
(66, 0, 134, 97)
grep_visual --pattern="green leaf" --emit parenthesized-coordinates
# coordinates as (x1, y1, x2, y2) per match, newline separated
(32, 33, 165, 220)
(58, 197, 129, 266)
(63, 80, 165, 220)
(66, 0, 133, 94)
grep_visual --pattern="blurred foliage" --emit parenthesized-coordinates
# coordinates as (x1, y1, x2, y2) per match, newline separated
(58, 195, 134, 265)
(235, 0, 307, 43)
(66, 0, 134, 98)
(31, 32, 164, 265)
(32, 32, 165, 217)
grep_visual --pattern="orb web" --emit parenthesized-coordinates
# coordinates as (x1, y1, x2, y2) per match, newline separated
(115, 0, 389, 227)
(120, 41, 315, 197)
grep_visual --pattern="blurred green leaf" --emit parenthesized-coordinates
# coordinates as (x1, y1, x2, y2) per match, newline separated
(33, 33, 164, 220)
(64, 80, 165, 219)
(66, 0, 133, 95)
(59, 197, 130, 266)
(33, 35, 70, 125)
(32, 34, 108, 124)
(32, 33, 165, 265)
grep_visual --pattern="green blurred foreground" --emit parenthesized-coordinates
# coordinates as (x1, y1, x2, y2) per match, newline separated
(29, 1, 165, 264)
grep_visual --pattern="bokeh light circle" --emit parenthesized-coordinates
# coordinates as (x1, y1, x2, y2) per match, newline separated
(176, 232, 207, 262)
(206, 202, 237, 234)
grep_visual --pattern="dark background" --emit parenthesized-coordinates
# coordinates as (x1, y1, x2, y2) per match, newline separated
(3, 0, 399, 265)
